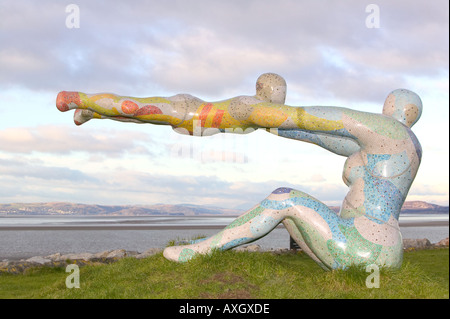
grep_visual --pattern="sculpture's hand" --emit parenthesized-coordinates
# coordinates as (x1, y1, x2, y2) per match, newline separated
(56, 91, 83, 112)
(56, 91, 186, 126)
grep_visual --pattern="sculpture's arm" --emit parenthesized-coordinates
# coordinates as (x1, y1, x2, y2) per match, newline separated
(292, 105, 416, 154)
(56, 91, 371, 147)
(291, 106, 352, 135)
(56, 91, 202, 127)
(267, 128, 360, 157)
(56, 91, 300, 135)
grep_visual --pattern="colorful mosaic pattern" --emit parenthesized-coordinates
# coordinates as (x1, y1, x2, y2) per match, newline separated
(57, 73, 423, 270)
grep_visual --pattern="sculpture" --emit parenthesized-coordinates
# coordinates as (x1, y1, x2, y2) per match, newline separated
(56, 73, 422, 270)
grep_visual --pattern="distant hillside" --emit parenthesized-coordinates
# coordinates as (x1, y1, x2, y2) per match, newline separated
(400, 201, 449, 213)
(321, 201, 449, 215)
(0, 201, 447, 216)
(0, 202, 243, 216)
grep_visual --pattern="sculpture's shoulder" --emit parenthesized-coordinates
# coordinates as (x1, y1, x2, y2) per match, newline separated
(343, 109, 412, 142)
(169, 93, 204, 104)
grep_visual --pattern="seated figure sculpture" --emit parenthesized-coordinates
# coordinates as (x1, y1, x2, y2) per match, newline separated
(56, 73, 422, 270)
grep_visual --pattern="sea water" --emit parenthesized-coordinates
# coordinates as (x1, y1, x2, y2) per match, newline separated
(0, 215, 448, 260)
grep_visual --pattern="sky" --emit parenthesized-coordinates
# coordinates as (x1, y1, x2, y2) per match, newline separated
(0, 0, 448, 210)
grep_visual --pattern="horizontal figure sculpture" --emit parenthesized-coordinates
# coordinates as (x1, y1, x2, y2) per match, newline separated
(56, 73, 422, 270)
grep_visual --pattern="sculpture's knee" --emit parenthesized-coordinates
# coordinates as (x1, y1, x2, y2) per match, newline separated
(271, 187, 294, 194)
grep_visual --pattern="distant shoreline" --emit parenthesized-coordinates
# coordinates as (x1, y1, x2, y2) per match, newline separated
(0, 219, 448, 231)
(1, 200, 448, 217)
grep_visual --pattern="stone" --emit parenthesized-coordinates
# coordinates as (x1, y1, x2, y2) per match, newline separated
(403, 238, 432, 249)
(235, 244, 261, 252)
(270, 248, 296, 255)
(135, 248, 162, 259)
(435, 237, 449, 246)
(92, 250, 112, 259)
(45, 253, 62, 261)
(0, 261, 10, 269)
(125, 250, 140, 257)
(60, 252, 94, 261)
(106, 249, 127, 259)
(26, 256, 51, 265)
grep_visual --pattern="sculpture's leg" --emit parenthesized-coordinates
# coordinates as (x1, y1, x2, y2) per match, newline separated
(162, 199, 285, 263)
(163, 187, 402, 269)
(281, 218, 329, 270)
(163, 187, 345, 269)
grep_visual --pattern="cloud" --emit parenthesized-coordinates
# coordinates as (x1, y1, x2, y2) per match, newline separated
(0, 157, 96, 182)
(0, 152, 347, 207)
(409, 184, 449, 197)
(58, 167, 347, 208)
(0, 125, 152, 156)
(308, 174, 326, 183)
(0, 0, 447, 103)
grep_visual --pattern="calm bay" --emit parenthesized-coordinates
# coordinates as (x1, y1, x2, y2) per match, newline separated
(0, 214, 448, 260)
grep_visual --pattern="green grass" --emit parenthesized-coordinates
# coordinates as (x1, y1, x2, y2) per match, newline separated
(0, 248, 448, 299)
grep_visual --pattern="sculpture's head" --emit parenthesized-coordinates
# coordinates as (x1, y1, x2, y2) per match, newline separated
(255, 73, 287, 104)
(382, 89, 423, 128)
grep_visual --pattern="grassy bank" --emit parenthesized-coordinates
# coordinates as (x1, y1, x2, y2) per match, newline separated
(0, 248, 448, 299)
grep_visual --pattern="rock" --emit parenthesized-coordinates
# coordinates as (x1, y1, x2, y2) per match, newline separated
(45, 253, 61, 261)
(125, 250, 140, 257)
(1, 261, 32, 274)
(435, 237, 449, 246)
(403, 238, 432, 249)
(26, 256, 51, 265)
(270, 248, 296, 255)
(106, 249, 127, 259)
(235, 244, 261, 252)
(0, 261, 10, 269)
(92, 250, 112, 259)
(135, 248, 162, 259)
(60, 252, 94, 261)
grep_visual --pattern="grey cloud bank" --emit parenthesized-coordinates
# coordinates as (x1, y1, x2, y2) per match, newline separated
(0, 125, 153, 155)
(1, 0, 448, 102)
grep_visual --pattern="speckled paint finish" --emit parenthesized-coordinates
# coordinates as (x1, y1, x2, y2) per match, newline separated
(57, 73, 422, 270)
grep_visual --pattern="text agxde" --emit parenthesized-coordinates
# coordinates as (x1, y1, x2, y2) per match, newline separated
(179, 303, 269, 316)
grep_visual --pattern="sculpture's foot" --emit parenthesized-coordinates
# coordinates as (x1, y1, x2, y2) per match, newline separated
(73, 109, 94, 126)
(163, 243, 211, 263)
